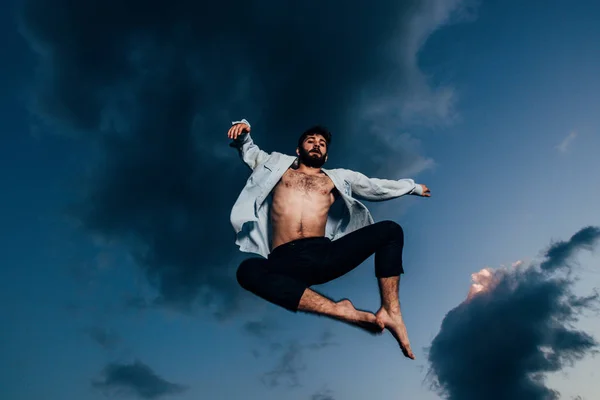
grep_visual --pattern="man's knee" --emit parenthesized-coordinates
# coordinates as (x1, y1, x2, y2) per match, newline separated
(236, 258, 265, 289)
(380, 220, 404, 239)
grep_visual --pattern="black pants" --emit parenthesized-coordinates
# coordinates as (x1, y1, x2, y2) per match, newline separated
(236, 220, 405, 312)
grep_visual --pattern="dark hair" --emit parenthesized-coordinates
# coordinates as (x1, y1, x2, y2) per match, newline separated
(297, 125, 332, 149)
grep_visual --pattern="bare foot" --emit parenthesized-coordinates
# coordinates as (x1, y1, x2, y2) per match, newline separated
(335, 299, 384, 335)
(375, 307, 415, 359)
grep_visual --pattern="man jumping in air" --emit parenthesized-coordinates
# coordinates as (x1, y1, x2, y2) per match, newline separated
(228, 119, 430, 359)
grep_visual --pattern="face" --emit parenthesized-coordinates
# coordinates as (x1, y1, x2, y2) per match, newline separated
(297, 134, 328, 168)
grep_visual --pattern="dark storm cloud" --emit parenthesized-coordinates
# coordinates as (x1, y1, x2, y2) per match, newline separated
(426, 226, 600, 400)
(85, 326, 121, 350)
(540, 226, 600, 271)
(92, 360, 187, 399)
(18, 0, 464, 312)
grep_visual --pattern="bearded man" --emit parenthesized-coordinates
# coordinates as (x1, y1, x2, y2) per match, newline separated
(228, 119, 430, 359)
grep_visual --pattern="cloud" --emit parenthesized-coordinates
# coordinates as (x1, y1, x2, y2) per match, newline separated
(426, 226, 600, 400)
(85, 326, 121, 350)
(261, 341, 306, 388)
(92, 360, 188, 399)
(310, 386, 336, 400)
(540, 226, 600, 271)
(18, 0, 470, 314)
(242, 316, 282, 358)
(356, 0, 472, 128)
(307, 329, 338, 350)
(242, 316, 280, 340)
(556, 130, 577, 153)
(260, 329, 339, 388)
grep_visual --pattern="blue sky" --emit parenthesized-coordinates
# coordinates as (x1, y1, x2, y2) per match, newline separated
(2, 1, 599, 399)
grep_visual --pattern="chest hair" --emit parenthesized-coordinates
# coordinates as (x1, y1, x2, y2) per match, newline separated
(283, 170, 332, 195)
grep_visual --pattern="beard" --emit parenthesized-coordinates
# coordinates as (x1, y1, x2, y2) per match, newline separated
(298, 147, 327, 168)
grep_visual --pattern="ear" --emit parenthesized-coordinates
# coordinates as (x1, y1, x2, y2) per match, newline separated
(296, 147, 300, 156)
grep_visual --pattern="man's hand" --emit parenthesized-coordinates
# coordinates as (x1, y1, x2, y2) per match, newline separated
(420, 184, 431, 197)
(228, 122, 251, 140)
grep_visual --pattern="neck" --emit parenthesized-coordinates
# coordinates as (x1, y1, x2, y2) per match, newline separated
(296, 162, 322, 175)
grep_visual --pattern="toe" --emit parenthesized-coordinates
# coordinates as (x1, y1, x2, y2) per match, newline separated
(403, 344, 415, 359)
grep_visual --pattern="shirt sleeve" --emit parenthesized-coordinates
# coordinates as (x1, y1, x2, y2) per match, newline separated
(229, 119, 271, 170)
(347, 169, 423, 201)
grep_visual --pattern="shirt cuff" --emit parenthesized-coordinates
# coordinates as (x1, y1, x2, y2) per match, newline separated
(411, 183, 423, 195)
(231, 119, 251, 128)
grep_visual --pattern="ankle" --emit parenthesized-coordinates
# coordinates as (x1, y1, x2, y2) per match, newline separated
(335, 301, 357, 317)
(382, 305, 401, 315)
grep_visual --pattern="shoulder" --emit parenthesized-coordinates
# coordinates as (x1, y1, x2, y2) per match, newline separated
(270, 151, 294, 158)
(256, 152, 296, 170)
(258, 151, 294, 163)
(268, 152, 296, 163)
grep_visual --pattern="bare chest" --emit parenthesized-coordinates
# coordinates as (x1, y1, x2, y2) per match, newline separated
(278, 169, 334, 196)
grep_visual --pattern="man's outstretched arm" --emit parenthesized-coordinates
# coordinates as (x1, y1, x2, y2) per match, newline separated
(228, 119, 270, 170)
(346, 170, 430, 201)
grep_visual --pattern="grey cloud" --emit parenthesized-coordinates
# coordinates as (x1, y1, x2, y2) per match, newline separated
(242, 316, 281, 358)
(123, 295, 153, 311)
(251, 349, 261, 359)
(260, 328, 338, 388)
(540, 226, 600, 271)
(310, 386, 336, 400)
(307, 329, 338, 350)
(242, 317, 279, 339)
(85, 326, 121, 350)
(92, 360, 188, 399)
(426, 226, 600, 400)
(19, 0, 466, 313)
(261, 341, 306, 388)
